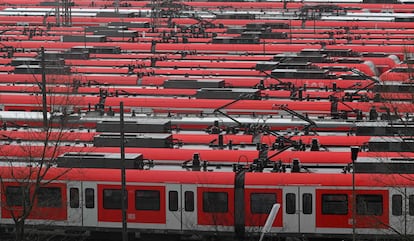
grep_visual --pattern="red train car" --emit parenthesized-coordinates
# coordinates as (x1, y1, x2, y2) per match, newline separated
(1, 93, 412, 118)
(1, 40, 410, 59)
(1, 166, 414, 240)
(0, 94, 98, 112)
(1, 141, 413, 170)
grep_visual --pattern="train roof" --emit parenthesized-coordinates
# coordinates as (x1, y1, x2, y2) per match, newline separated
(2, 165, 414, 187)
(0, 111, 51, 120)
(0, 166, 237, 184)
(244, 172, 414, 187)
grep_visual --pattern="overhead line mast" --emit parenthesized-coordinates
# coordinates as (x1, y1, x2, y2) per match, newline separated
(54, 0, 72, 26)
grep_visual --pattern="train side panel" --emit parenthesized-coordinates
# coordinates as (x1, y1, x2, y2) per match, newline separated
(197, 186, 234, 233)
(0, 181, 67, 224)
(97, 183, 166, 229)
(315, 188, 389, 236)
(244, 187, 283, 229)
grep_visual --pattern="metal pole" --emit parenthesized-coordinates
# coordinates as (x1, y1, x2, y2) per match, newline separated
(289, 19, 292, 45)
(84, 27, 86, 48)
(351, 146, 359, 241)
(120, 102, 128, 241)
(115, 0, 119, 13)
(352, 158, 355, 241)
(40, 47, 48, 129)
(55, 0, 60, 26)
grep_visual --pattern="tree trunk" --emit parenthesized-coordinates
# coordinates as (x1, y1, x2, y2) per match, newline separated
(15, 219, 25, 241)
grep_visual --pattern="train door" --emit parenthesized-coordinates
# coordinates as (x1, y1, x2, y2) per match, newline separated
(165, 184, 197, 231)
(299, 186, 315, 234)
(67, 181, 83, 226)
(405, 188, 414, 235)
(283, 186, 316, 234)
(181, 184, 197, 231)
(82, 182, 97, 228)
(390, 188, 414, 236)
(283, 186, 299, 233)
(166, 184, 182, 230)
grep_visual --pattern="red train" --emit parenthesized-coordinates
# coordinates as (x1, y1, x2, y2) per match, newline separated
(0, 94, 413, 125)
(0, 73, 378, 90)
(0, 129, 377, 147)
(0, 40, 410, 58)
(1, 138, 413, 169)
(1, 166, 414, 240)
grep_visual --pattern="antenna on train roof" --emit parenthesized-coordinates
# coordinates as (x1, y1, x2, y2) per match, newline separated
(182, 153, 208, 171)
(206, 92, 256, 135)
(274, 104, 317, 135)
(257, 69, 293, 91)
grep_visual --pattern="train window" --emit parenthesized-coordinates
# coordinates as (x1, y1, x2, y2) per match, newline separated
(392, 195, 402, 216)
(409, 195, 414, 216)
(250, 193, 276, 214)
(356, 195, 383, 215)
(169, 191, 178, 211)
(203, 192, 228, 213)
(185, 191, 194, 212)
(104, 189, 126, 209)
(5, 186, 29, 207)
(302, 193, 312, 214)
(286, 193, 296, 214)
(85, 188, 94, 209)
(70, 188, 79, 208)
(135, 190, 160, 211)
(322, 194, 348, 215)
(37, 187, 62, 208)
